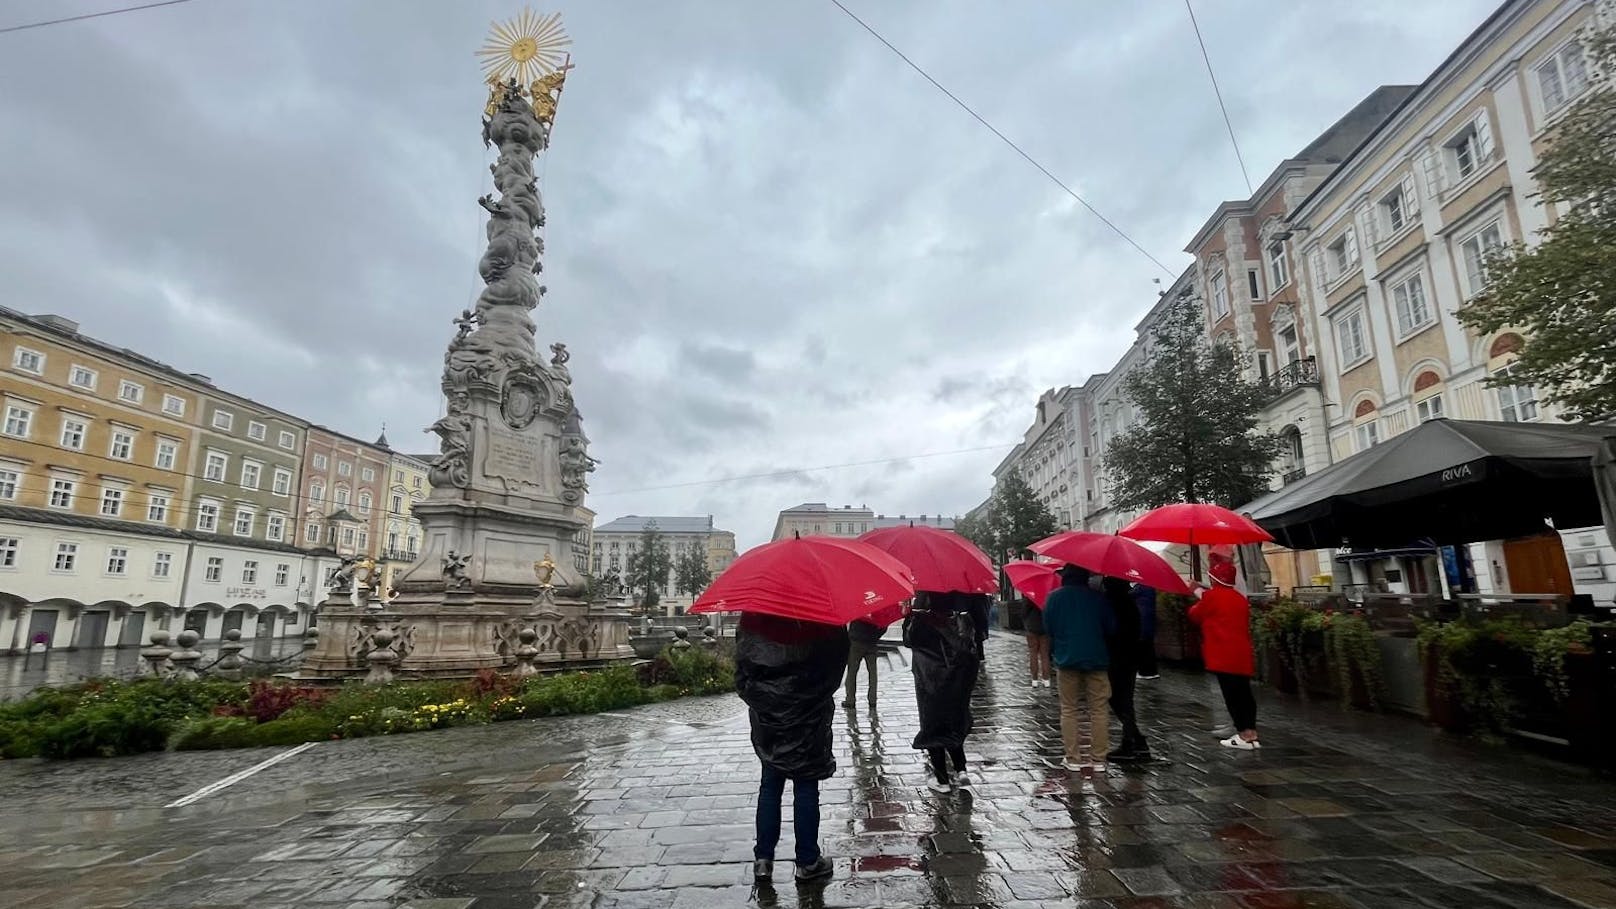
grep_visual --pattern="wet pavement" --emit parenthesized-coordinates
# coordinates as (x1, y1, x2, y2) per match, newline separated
(2, 634, 1616, 908)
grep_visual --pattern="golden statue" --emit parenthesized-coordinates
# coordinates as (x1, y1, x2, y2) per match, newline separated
(534, 552, 558, 587)
(477, 10, 573, 124)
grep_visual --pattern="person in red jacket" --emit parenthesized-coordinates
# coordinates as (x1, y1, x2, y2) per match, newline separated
(1188, 559, 1260, 749)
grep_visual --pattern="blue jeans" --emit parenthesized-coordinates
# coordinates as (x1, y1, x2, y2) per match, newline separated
(755, 763, 820, 866)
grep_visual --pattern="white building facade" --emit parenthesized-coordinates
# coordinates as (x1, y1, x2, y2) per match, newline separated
(1285, 0, 1613, 602)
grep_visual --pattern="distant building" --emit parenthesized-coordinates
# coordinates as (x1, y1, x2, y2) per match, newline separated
(771, 503, 874, 540)
(592, 515, 735, 614)
(871, 513, 956, 531)
(0, 308, 340, 652)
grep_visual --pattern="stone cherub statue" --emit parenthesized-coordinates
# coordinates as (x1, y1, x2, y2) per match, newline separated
(442, 550, 471, 589)
(329, 556, 359, 592)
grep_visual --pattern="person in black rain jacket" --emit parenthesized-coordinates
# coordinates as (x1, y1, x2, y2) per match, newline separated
(904, 590, 990, 792)
(734, 611, 849, 885)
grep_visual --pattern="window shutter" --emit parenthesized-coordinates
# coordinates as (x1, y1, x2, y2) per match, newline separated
(1419, 149, 1444, 198)
(1400, 174, 1419, 220)
(1309, 248, 1326, 295)
(1344, 226, 1360, 265)
(1473, 110, 1495, 160)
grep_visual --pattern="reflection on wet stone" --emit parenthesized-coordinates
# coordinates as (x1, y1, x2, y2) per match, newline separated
(3, 635, 1616, 908)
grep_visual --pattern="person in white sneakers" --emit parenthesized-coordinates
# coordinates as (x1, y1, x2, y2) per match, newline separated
(1020, 595, 1053, 689)
(1188, 559, 1261, 750)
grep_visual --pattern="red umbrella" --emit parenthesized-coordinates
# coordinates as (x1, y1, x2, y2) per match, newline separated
(857, 525, 997, 594)
(690, 536, 916, 625)
(1118, 503, 1273, 546)
(1027, 531, 1192, 594)
(861, 600, 907, 629)
(1003, 560, 1060, 606)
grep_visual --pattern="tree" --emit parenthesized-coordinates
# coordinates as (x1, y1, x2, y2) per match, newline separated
(624, 522, 672, 610)
(674, 547, 713, 599)
(1104, 292, 1278, 510)
(1456, 25, 1616, 421)
(982, 471, 1061, 561)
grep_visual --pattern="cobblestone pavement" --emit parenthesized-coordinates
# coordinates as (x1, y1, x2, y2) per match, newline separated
(3, 634, 1616, 908)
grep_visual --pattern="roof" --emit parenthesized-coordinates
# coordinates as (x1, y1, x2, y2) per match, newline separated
(1182, 85, 1416, 253)
(325, 508, 361, 524)
(594, 515, 720, 534)
(0, 504, 337, 556)
(1290, 0, 1524, 224)
(871, 514, 956, 530)
(778, 503, 873, 515)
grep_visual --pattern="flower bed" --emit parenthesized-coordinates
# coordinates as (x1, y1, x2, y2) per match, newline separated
(0, 647, 734, 760)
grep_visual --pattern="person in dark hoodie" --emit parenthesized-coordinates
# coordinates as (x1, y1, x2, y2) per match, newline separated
(735, 611, 850, 885)
(1042, 565, 1115, 772)
(1134, 583, 1160, 680)
(905, 590, 990, 792)
(1102, 576, 1150, 762)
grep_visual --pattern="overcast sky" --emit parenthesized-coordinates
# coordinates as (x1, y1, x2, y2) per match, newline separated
(0, 0, 1501, 547)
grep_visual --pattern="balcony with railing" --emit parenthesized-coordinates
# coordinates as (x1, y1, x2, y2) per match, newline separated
(1263, 356, 1320, 402)
(1281, 466, 1307, 486)
(381, 548, 418, 563)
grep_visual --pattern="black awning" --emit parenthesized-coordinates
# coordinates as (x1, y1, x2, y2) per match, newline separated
(1243, 419, 1614, 550)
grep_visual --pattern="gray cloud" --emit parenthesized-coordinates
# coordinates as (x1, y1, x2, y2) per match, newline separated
(0, 0, 1500, 546)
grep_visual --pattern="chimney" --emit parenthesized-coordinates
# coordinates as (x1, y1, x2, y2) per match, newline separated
(188, 373, 213, 385)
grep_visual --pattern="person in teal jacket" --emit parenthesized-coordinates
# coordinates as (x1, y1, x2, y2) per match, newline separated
(1041, 565, 1116, 772)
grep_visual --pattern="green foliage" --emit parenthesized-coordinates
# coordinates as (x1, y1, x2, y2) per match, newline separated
(626, 521, 674, 609)
(520, 666, 647, 716)
(1455, 24, 1616, 421)
(2, 652, 739, 759)
(0, 678, 250, 759)
(674, 547, 714, 599)
(970, 471, 1061, 562)
(1533, 619, 1594, 703)
(1319, 612, 1385, 711)
(1104, 292, 1279, 510)
(1417, 619, 1541, 736)
(1251, 601, 1384, 710)
(1253, 599, 1312, 690)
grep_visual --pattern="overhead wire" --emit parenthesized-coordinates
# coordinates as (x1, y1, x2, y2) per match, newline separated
(0, 0, 199, 35)
(825, 0, 1176, 278)
(593, 443, 1016, 497)
(1184, 0, 1253, 195)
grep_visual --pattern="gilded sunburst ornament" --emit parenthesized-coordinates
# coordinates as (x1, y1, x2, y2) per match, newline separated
(476, 8, 571, 85)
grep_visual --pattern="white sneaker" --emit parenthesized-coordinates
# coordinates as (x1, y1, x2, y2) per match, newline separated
(1061, 758, 1086, 772)
(1087, 762, 1108, 773)
(953, 771, 972, 787)
(926, 779, 953, 793)
(1029, 680, 1041, 690)
(1137, 673, 1160, 680)
(1219, 735, 1259, 751)
(1040, 678, 1052, 688)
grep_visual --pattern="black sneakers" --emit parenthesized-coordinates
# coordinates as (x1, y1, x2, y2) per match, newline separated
(753, 858, 773, 882)
(794, 857, 834, 883)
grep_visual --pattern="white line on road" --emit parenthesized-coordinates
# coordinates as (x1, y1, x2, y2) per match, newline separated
(164, 742, 319, 808)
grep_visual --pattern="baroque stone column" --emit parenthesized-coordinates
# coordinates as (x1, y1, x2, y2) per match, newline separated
(299, 70, 631, 680)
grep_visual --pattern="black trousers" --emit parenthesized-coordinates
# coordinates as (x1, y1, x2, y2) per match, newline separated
(1215, 672, 1258, 732)
(1136, 639, 1159, 677)
(1108, 657, 1142, 746)
(928, 746, 966, 783)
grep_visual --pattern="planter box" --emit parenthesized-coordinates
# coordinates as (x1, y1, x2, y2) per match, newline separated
(1377, 634, 1426, 717)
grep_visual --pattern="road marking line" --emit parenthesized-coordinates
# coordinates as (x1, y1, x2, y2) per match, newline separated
(165, 742, 319, 808)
